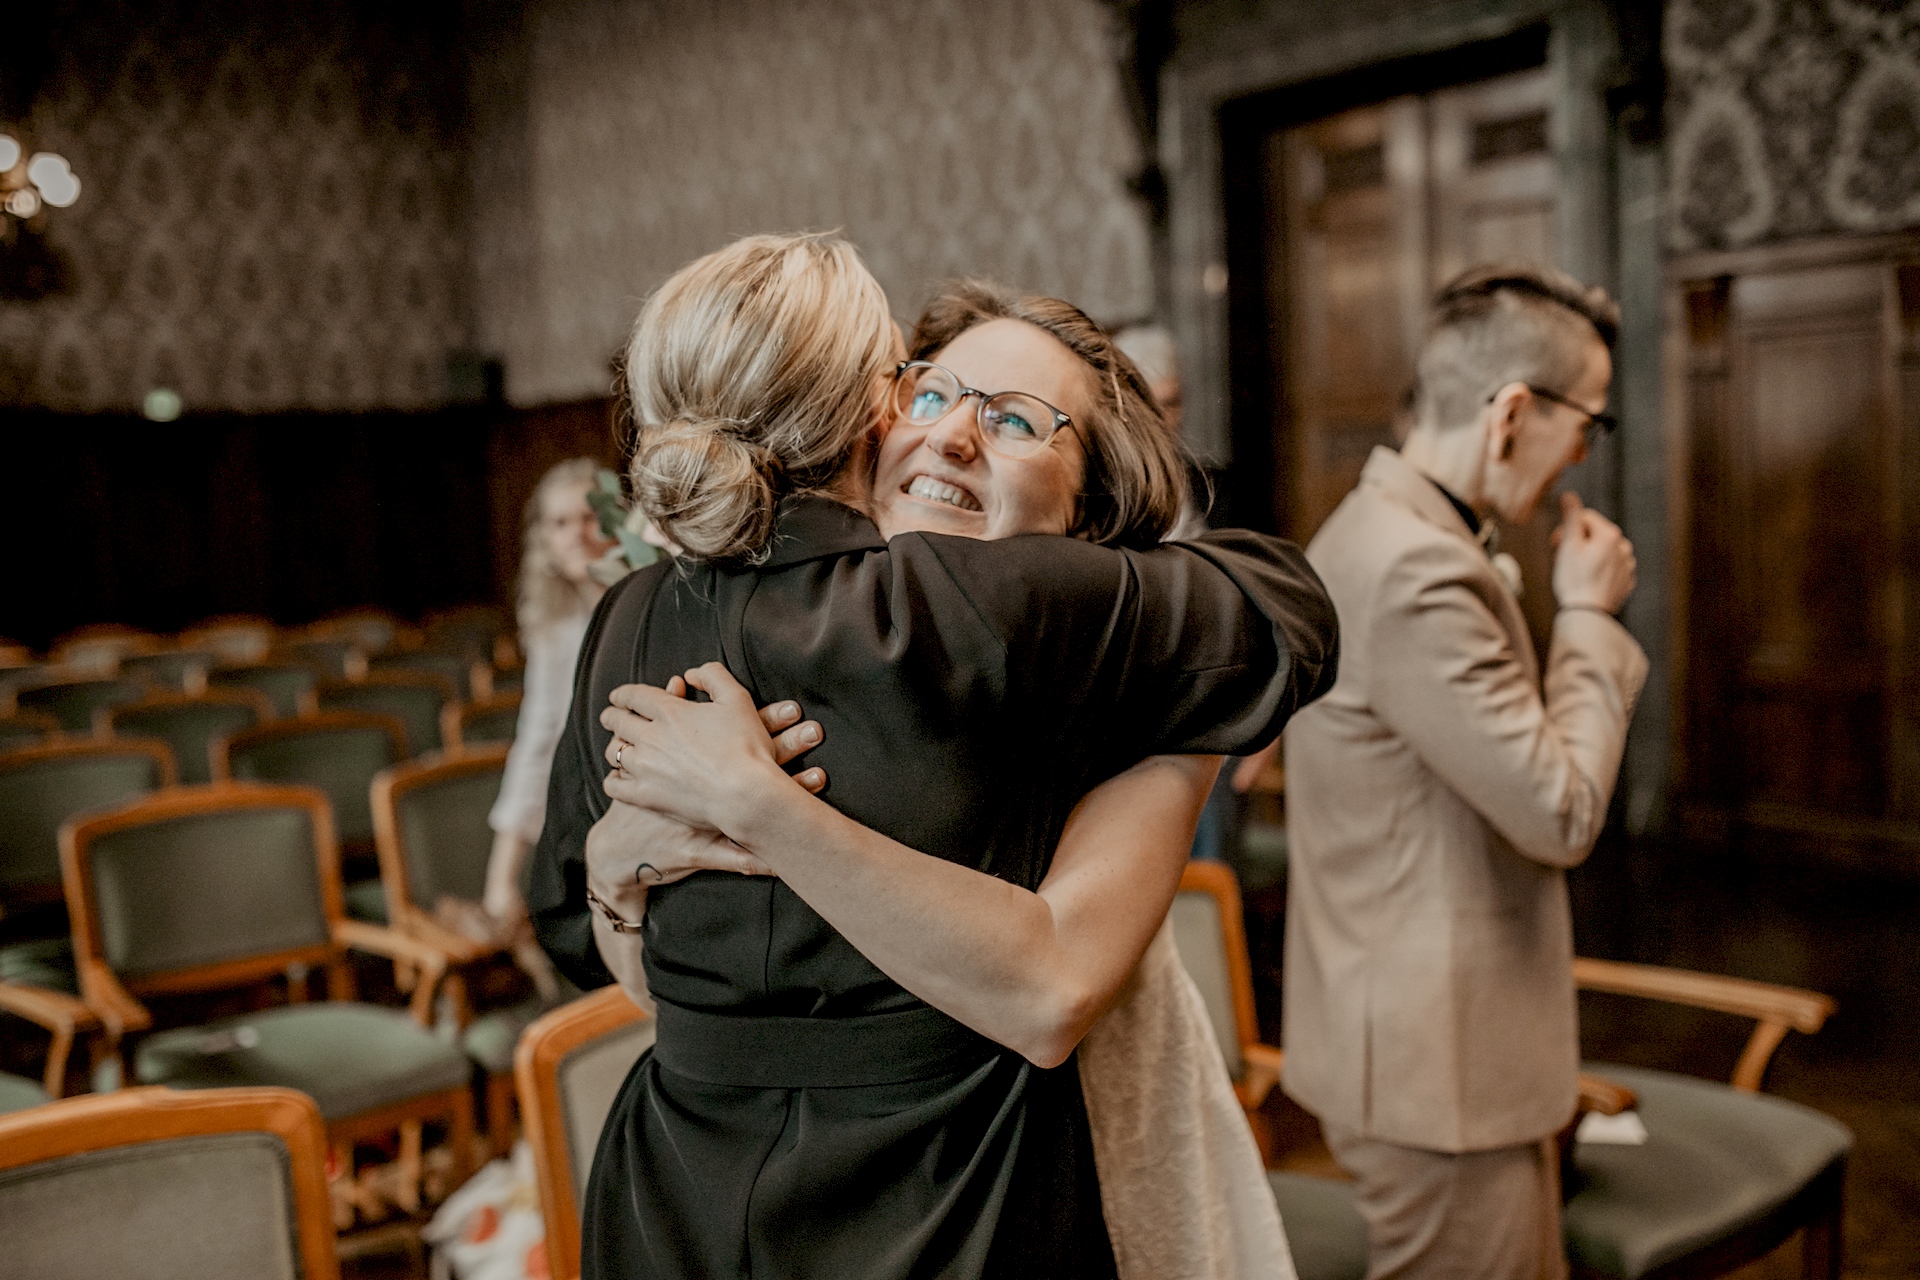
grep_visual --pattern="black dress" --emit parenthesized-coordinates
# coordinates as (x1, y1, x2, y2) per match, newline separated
(529, 496, 1337, 1280)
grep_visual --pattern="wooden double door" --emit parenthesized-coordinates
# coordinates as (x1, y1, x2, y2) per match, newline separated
(1263, 66, 1562, 652)
(1675, 237, 1920, 868)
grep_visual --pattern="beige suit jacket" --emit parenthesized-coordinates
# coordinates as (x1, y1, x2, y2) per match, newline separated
(1282, 447, 1647, 1153)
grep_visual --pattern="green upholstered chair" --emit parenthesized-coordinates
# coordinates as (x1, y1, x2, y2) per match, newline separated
(0, 980, 101, 1099)
(372, 747, 547, 1152)
(0, 710, 59, 752)
(318, 671, 453, 756)
(515, 986, 655, 1280)
(16, 678, 151, 735)
(107, 689, 273, 786)
(0, 738, 176, 911)
(276, 638, 368, 681)
(0, 1086, 342, 1279)
(1260, 957, 1849, 1280)
(492, 665, 524, 696)
(444, 693, 522, 752)
(214, 712, 404, 859)
(60, 784, 475, 1213)
(177, 615, 276, 666)
(1560, 959, 1849, 1280)
(368, 650, 489, 703)
(1169, 861, 1286, 1158)
(207, 663, 317, 720)
(116, 649, 214, 694)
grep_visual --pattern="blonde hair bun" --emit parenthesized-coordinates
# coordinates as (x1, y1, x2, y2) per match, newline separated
(623, 232, 896, 564)
(630, 417, 781, 563)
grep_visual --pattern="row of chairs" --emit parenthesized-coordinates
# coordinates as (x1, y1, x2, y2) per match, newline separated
(0, 862, 1853, 1280)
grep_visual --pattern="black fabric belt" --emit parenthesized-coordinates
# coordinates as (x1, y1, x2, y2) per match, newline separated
(651, 998, 997, 1089)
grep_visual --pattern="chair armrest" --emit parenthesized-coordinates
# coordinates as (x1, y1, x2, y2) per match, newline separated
(1574, 957, 1835, 1091)
(1236, 1042, 1284, 1111)
(396, 910, 501, 967)
(0, 981, 101, 1036)
(74, 960, 153, 1040)
(1577, 1072, 1638, 1116)
(333, 920, 450, 1025)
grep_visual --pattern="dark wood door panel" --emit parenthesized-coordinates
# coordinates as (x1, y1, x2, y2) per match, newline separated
(1675, 237, 1920, 863)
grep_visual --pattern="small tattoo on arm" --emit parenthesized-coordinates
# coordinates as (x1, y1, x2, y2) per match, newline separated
(635, 862, 661, 885)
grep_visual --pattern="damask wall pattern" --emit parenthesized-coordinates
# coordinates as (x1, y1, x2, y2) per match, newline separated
(1668, 0, 1920, 251)
(0, 3, 471, 412)
(471, 0, 1155, 406)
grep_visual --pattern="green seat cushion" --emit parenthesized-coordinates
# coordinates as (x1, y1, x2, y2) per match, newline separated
(0, 1071, 50, 1115)
(17, 679, 148, 732)
(1566, 1063, 1853, 1279)
(208, 666, 316, 719)
(461, 996, 548, 1075)
(135, 1003, 471, 1121)
(0, 938, 78, 994)
(318, 683, 445, 755)
(342, 877, 390, 924)
(1269, 1171, 1367, 1280)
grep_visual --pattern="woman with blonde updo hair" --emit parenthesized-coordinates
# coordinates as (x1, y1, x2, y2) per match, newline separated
(530, 234, 1335, 1279)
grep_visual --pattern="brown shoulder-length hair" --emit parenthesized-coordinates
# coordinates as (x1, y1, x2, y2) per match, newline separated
(907, 281, 1186, 548)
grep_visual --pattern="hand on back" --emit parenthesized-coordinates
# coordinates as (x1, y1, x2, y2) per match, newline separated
(1551, 492, 1636, 615)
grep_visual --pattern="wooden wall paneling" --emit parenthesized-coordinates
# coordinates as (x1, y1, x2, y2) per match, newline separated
(1672, 234, 1920, 871)
(1730, 265, 1888, 823)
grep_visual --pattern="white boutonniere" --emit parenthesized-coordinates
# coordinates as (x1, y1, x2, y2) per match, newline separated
(1491, 551, 1524, 599)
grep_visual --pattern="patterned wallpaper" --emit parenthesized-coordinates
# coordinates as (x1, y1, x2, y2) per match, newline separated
(1668, 0, 1920, 252)
(470, 0, 1156, 406)
(0, 3, 471, 412)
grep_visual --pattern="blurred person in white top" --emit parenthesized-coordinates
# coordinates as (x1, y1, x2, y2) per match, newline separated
(484, 458, 617, 924)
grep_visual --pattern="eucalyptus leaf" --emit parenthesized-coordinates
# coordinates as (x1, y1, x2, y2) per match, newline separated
(587, 467, 659, 570)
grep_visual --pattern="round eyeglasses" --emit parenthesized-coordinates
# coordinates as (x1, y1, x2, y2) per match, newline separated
(892, 361, 1075, 460)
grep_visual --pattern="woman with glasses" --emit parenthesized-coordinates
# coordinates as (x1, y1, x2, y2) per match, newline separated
(529, 237, 1336, 1279)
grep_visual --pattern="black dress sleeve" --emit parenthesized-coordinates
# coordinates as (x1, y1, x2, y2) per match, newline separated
(910, 528, 1338, 763)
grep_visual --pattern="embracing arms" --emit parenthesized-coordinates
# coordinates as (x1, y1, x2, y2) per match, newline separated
(598, 668, 1219, 1068)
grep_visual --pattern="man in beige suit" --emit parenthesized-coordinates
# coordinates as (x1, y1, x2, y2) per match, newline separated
(1283, 265, 1647, 1279)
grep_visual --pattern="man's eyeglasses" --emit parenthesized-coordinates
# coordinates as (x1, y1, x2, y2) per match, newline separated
(892, 361, 1075, 460)
(1523, 384, 1617, 446)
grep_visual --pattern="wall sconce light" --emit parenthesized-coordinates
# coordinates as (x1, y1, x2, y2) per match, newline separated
(0, 131, 81, 232)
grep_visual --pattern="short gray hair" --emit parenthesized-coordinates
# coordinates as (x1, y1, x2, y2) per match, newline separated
(1413, 263, 1619, 433)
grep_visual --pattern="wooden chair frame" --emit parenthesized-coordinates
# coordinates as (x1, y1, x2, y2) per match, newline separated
(1178, 861, 1285, 1113)
(443, 693, 522, 754)
(211, 710, 410, 782)
(207, 662, 322, 719)
(515, 986, 651, 1280)
(0, 1085, 341, 1280)
(0, 980, 101, 1096)
(60, 783, 475, 1212)
(316, 672, 459, 754)
(106, 688, 276, 779)
(372, 746, 520, 1147)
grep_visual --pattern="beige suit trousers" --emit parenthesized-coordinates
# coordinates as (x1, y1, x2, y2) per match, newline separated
(1322, 1122, 1568, 1280)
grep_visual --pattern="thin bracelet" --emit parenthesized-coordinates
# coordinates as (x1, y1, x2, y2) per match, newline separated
(586, 887, 644, 934)
(1560, 604, 1619, 619)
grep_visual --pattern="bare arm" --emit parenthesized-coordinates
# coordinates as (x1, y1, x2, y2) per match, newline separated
(601, 664, 1221, 1068)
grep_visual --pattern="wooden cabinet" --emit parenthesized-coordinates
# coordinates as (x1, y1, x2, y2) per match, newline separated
(1672, 236, 1920, 867)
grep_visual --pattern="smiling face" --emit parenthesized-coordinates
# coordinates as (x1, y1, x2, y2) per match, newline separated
(869, 318, 1093, 541)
